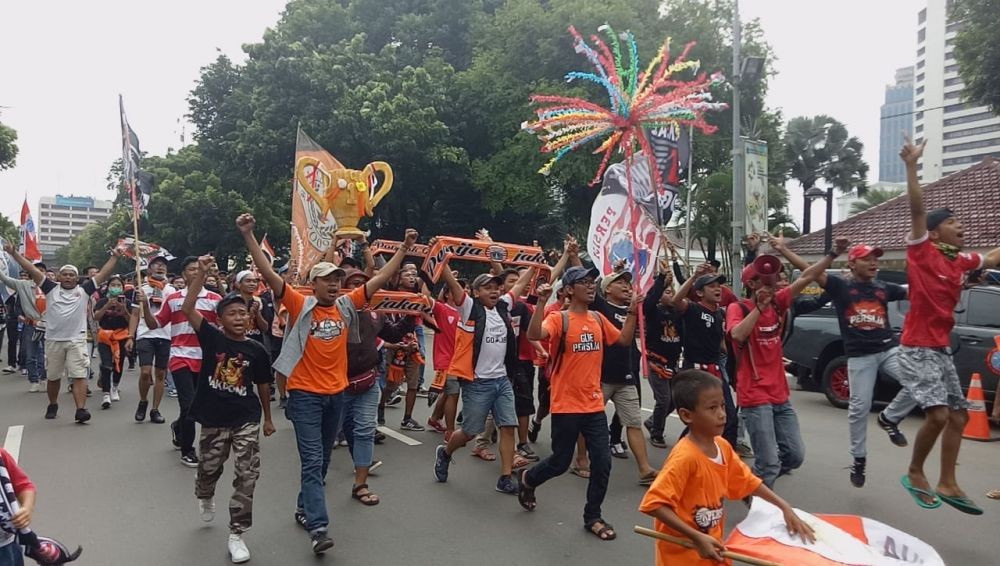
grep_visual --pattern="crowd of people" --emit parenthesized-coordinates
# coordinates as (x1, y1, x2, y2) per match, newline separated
(1, 140, 999, 565)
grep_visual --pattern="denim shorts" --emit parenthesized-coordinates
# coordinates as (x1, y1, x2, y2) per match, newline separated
(459, 377, 517, 436)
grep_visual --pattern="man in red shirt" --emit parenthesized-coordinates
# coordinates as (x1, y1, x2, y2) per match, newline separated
(727, 242, 843, 488)
(897, 140, 1000, 514)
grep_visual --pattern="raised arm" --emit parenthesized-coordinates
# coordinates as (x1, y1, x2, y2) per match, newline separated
(181, 256, 213, 332)
(236, 214, 285, 297)
(92, 250, 122, 286)
(439, 261, 466, 307)
(526, 284, 553, 341)
(475, 229, 504, 275)
(2, 243, 44, 286)
(365, 229, 418, 297)
(984, 247, 1000, 269)
(509, 266, 537, 299)
(359, 236, 376, 277)
(615, 292, 642, 346)
(670, 262, 711, 313)
(548, 236, 575, 282)
(786, 237, 849, 299)
(900, 138, 928, 241)
(769, 232, 827, 287)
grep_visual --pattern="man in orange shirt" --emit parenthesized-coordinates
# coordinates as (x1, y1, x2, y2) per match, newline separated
(516, 266, 639, 542)
(639, 370, 814, 565)
(237, 213, 417, 555)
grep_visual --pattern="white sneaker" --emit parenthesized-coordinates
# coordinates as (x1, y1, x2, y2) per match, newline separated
(111, 387, 120, 402)
(28, 382, 39, 393)
(228, 533, 250, 563)
(199, 498, 215, 522)
(2, 366, 15, 374)
(101, 394, 112, 410)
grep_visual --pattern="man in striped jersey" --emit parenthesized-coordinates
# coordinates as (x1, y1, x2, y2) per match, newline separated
(141, 256, 222, 467)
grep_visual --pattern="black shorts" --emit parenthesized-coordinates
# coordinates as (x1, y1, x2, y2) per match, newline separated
(511, 359, 535, 417)
(136, 337, 171, 370)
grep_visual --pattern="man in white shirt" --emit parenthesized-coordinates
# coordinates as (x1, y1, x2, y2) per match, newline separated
(128, 256, 175, 424)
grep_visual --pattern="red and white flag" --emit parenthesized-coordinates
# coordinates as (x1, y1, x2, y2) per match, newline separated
(260, 234, 276, 266)
(18, 199, 41, 262)
(725, 499, 945, 565)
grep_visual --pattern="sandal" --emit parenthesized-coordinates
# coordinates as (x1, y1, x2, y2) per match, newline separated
(351, 484, 380, 506)
(584, 518, 617, 541)
(987, 489, 1000, 500)
(936, 492, 983, 516)
(900, 475, 941, 509)
(638, 470, 659, 486)
(471, 446, 497, 461)
(570, 466, 591, 479)
(517, 469, 536, 511)
(512, 454, 530, 470)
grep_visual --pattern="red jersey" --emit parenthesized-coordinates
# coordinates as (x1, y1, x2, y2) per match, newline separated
(726, 287, 793, 408)
(901, 235, 982, 348)
(431, 300, 460, 371)
(155, 288, 222, 373)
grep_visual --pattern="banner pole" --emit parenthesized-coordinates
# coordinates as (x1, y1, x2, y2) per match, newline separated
(633, 526, 783, 566)
(131, 207, 144, 319)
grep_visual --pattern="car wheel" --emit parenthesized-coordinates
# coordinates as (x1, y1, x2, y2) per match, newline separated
(821, 355, 850, 409)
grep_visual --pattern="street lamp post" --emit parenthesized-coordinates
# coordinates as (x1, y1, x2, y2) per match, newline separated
(805, 186, 834, 252)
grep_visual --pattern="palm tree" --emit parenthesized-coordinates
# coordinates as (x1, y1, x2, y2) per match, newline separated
(784, 115, 869, 233)
(850, 186, 904, 215)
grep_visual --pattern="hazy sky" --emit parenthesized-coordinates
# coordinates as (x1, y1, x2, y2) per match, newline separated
(0, 0, 918, 233)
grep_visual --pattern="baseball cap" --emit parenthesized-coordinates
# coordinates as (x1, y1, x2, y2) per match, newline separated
(342, 268, 370, 285)
(308, 261, 346, 282)
(600, 270, 632, 292)
(694, 273, 726, 290)
(927, 208, 955, 231)
(149, 256, 169, 266)
(472, 273, 504, 290)
(848, 245, 884, 262)
(562, 266, 600, 286)
(216, 292, 247, 315)
(741, 264, 757, 285)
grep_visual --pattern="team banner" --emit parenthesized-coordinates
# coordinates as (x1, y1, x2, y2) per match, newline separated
(724, 499, 944, 565)
(114, 238, 175, 265)
(743, 138, 769, 237)
(600, 125, 690, 227)
(421, 237, 547, 282)
(370, 240, 430, 258)
(366, 291, 433, 315)
(587, 188, 661, 295)
(119, 96, 154, 217)
(292, 128, 340, 277)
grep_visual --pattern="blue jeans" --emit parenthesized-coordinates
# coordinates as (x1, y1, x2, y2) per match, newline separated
(342, 383, 381, 469)
(525, 412, 611, 524)
(742, 401, 805, 488)
(0, 540, 24, 566)
(287, 390, 345, 534)
(459, 378, 517, 436)
(847, 348, 918, 458)
(22, 329, 45, 384)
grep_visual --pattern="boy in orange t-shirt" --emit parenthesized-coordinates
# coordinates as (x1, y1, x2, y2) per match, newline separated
(639, 370, 814, 564)
(517, 266, 639, 542)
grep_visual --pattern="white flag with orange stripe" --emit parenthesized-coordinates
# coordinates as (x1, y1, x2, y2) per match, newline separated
(725, 499, 944, 565)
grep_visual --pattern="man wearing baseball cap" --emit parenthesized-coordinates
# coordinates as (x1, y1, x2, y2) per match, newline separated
(894, 139, 1000, 514)
(129, 255, 175, 424)
(237, 213, 418, 554)
(771, 238, 918, 489)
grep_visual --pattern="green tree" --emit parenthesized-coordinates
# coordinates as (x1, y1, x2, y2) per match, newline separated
(0, 121, 17, 171)
(785, 115, 868, 234)
(849, 186, 903, 215)
(952, 0, 1000, 114)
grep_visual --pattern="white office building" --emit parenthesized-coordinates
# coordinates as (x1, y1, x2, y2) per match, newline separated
(38, 195, 113, 262)
(914, 0, 1000, 182)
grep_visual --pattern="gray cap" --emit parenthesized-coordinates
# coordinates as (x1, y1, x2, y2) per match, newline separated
(472, 273, 504, 290)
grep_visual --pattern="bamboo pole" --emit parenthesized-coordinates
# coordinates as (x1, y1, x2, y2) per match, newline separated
(633, 526, 783, 566)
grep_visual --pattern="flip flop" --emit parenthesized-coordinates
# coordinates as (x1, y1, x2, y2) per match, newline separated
(900, 475, 941, 509)
(638, 470, 659, 486)
(936, 492, 983, 516)
(570, 466, 591, 479)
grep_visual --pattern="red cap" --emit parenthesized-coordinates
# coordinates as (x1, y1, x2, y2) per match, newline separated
(741, 264, 756, 285)
(848, 245, 883, 261)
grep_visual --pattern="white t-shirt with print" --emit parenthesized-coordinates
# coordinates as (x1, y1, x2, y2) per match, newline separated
(40, 278, 97, 342)
(459, 293, 512, 380)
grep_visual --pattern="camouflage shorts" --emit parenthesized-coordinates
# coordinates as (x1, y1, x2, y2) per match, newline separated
(896, 346, 970, 411)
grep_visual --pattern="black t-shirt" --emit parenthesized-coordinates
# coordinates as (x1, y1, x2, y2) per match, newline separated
(190, 322, 272, 428)
(592, 295, 639, 384)
(680, 301, 725, 365)
(643, 274, 683, 364)
(824, 275, 907, 357)
(95, 297, 131, 330)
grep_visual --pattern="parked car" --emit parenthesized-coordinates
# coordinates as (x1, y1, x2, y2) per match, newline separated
(784, 275, 1000, 411)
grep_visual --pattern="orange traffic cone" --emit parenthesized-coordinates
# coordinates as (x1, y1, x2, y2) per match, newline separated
(962, 373, 998, 442)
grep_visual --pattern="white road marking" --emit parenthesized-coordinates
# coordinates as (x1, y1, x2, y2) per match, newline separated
(4, 425, 24, 461)
(377, 426, 422, 446)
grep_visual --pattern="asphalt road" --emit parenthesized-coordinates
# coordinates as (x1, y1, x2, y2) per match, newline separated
(1, 348, 997, 565)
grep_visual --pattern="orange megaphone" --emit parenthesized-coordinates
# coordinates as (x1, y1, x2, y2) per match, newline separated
(751, 254, 783, 286)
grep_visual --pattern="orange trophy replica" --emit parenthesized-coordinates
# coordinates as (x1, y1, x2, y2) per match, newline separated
(291, 128, 393, 275)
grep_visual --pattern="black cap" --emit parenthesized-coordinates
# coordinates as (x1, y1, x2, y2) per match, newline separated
(561, 265, 600, 286)
(927, 208, 955, 231)
(216, 293, 247, 315)
(694, 273, 726, 290)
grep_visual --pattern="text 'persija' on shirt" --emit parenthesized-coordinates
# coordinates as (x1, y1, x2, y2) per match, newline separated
(542, 310, 621, 414)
